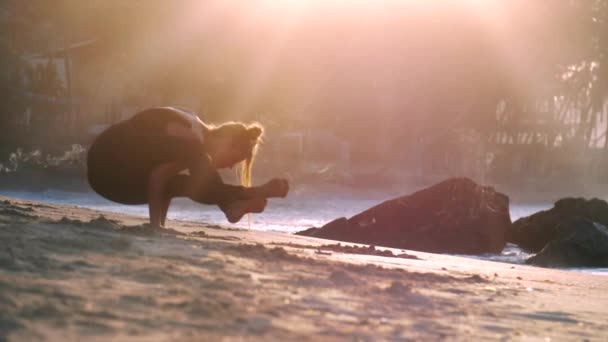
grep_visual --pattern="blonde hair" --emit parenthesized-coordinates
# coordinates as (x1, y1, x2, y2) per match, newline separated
(240, 143, 257, 187)
(209, 122, 264, 187)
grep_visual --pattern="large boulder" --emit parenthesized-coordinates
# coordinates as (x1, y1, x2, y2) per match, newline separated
(296, 177, 511, 254)
(526, 217, 608, 267)
(509, 197, 608, 252)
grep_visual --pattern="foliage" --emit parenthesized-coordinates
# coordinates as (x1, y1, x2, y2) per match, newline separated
(0, 144, 86, 173)
(0, 31, 25, 149)
(3, 1, 608, 165)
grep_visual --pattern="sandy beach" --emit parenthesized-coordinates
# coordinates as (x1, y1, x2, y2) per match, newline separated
(0, 195, 606, 341)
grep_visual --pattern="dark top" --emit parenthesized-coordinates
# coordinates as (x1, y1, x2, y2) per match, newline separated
(87, 107, 204, 204)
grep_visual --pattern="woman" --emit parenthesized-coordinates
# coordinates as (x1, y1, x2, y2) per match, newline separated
(87, 107, 289, 228)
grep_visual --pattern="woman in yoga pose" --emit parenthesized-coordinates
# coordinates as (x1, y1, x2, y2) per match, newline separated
(87, 107, 289, 228)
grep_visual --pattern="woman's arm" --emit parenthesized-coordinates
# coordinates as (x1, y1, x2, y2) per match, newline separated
(147, 161, 188, 228)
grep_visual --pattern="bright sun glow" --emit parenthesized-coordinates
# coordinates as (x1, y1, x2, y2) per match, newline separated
(93, 0, 576, 127)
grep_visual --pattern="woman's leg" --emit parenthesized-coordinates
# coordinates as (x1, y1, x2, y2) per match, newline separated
(167, 173, 269, 223)
(166, 152, 288, 223)
(168, 152, 289, 206)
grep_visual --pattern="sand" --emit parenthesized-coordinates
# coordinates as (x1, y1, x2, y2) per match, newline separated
(0, 195, 606, 341)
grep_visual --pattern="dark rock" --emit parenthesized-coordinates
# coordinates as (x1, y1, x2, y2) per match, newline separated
(509, 197, 608, 252)
(300, 217, 349, 237)
(526, 217, 608, 267)
(296, 177, 510, 254)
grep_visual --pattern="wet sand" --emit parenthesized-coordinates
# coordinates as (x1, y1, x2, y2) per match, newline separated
(0, 195, 606, 341)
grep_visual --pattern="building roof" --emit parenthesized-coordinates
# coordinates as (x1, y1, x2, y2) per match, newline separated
(22, 39, 97, 59)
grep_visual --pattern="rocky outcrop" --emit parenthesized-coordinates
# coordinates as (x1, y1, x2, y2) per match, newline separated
(509, 197, 608, 252)
(526, 216, 608, 267)
(296, 178, 511, 254)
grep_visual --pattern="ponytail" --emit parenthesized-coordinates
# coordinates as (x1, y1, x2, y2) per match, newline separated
(239, 123, 263, 187)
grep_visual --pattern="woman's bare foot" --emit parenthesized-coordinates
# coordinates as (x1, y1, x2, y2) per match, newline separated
(259, 178, 289, 198)
(222, 198, 268, 223)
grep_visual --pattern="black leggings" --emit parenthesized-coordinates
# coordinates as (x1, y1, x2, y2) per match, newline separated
(165, 153, 248, 207)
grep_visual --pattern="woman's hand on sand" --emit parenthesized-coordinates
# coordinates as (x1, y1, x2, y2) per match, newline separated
(260, 178, 289, 198)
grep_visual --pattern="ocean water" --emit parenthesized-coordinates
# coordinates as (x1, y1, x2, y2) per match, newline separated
(0, 187, 396, 233)
(1, 188, 605, 275)
(0, 188, 550, 232)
